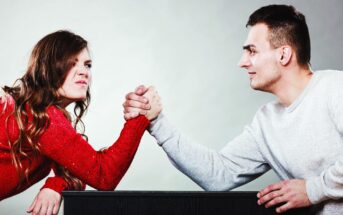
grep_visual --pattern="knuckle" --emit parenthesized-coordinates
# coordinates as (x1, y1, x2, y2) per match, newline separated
(125, 93, 131, 99)
(266, 185, 273, 191)
(285, 187, 292, 193)
(269, 199, 275, 206)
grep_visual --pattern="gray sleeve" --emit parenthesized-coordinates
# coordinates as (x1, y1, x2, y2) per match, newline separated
(148, 114, 270, 191)
(306, 84, 343, 204)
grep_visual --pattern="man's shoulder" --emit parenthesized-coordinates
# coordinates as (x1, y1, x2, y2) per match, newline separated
(314, 70, 343, 90)
(314, 69, 343, 81)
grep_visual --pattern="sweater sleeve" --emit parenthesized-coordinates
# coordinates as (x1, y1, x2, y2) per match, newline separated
(306, 85, 343, 204)
(38, 107, 149, 191)
(148, 114, 270, 191)
(40, 176, 68, 194)
(40, 163, 86, 194)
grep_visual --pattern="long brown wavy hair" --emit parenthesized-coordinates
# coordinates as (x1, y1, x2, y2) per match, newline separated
(2, 30, 90, 190)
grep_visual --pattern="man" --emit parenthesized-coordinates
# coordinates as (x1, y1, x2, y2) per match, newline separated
(123, 5, 343, 214)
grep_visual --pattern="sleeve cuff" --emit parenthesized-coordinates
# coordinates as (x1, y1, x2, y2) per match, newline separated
(41, 177, 68, 194)
(306, 176, 329, 204)
(148, 113, 175, 146)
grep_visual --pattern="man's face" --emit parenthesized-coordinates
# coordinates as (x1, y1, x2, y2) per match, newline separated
(239, 23, 281, 92)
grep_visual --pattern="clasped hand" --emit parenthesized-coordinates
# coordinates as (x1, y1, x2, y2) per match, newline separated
(123, 85, 162, 121)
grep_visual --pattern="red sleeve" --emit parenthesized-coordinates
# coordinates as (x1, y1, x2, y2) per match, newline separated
(40, 163, 86, 193)
(39, 107, 149, 190)
(40, 176, 68, 194)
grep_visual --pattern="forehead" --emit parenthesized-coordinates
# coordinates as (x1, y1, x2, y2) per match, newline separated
(244, 23, 271, 49)
(76, 48, 91, 60)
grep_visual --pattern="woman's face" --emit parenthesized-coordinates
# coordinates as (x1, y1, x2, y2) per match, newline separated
(58, 48, 92, 107)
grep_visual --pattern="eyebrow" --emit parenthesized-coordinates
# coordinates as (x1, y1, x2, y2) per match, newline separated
(73, 58, 92, 63)
(242, 44, 255, 51)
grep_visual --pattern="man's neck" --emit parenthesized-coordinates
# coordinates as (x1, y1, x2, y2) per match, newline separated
(272, 66, 313, 107)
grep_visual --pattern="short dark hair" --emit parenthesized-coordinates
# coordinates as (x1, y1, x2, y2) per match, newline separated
(247, 5, 311, 67)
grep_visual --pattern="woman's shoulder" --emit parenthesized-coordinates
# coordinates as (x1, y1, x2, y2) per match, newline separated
(46, 106, 68, 120)
(0, 93, 15, 113)
(45, 106, 74, 129)
(41, 106, 76, 140)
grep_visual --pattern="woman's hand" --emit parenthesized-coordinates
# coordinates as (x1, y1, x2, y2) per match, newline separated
(27, 188, 62, 215)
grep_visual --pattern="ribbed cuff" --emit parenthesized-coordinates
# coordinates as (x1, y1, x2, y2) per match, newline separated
(306, 176, 328, 204)
(127, 115, 150, 131)
(41, 177, 68, 194)
(148, 114, 171, 146)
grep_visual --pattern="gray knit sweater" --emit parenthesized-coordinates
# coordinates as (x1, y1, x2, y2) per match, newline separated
(148, 70, 343, 215)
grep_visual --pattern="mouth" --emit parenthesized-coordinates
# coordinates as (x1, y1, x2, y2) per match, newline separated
(248, 72, 256, 79)
(75, 80, 88, 86)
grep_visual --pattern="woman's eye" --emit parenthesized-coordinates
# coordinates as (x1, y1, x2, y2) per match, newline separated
(85, 64, 92, 69)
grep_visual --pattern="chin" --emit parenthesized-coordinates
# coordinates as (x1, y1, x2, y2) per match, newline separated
(250, 82, 265, 92)
(74, 96, 87, 102)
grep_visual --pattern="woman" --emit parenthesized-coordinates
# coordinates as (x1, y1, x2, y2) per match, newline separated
(0, 30, 161, 215)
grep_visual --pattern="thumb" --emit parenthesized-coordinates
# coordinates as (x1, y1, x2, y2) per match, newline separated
(135, 85, 148, 95)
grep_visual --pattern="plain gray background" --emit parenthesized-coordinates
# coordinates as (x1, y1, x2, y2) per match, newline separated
(0, 0, 342, 214)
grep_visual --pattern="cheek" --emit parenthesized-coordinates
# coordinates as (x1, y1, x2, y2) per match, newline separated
(88, 74, 92, 85)
(250, 56, 257, 66)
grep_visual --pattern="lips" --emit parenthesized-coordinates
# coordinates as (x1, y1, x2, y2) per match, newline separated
(75, 80, 88, 86)
(248, 72, 256, 79)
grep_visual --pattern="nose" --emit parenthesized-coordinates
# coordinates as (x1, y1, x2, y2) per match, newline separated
(238, 53, 251, 69)
(76, 65, 90, 78)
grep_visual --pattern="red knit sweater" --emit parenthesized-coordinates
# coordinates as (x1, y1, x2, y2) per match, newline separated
(0, 95, 149, 200)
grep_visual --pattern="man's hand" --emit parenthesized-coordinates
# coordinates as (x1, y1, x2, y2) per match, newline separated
(123, 85, 162, 121)
(27, 188, 62, 215)
(143, 86, 162, 120)
(257, 179, 311, 213)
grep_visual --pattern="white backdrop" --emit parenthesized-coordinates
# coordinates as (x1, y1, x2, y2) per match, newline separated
(0, 0, 342, 214)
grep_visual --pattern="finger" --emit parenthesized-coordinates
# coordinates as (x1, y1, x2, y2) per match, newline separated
(46, 203, 54, 215)
(258, 190, 282, 205)
(258, 182, 283, 198)
(32, 203, 42, 215)
(52, 203, 60, 215)
(123, 107, 148, 115)
(265, 195, 286, 208)
(123, 100, 150, 110)
(27, 197, 37, 212)
(135, 85, 149, 95)
(125, 93, 148, 104)
(124, 112, 140, 121)
(147, 85, 156, 91)
(276, 202, 292, 213)
(39, 206, 48, 215)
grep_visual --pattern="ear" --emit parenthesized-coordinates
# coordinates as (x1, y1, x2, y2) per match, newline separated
(279, 46, 292, 66)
